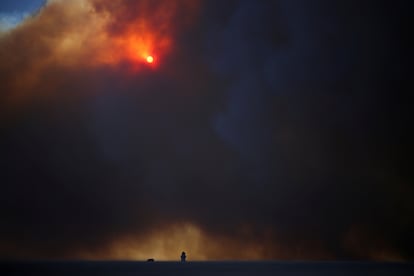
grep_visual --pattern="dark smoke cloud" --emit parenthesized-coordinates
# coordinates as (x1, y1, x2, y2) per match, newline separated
(0, 0, 412, 260)
(207, 0, 413, 259)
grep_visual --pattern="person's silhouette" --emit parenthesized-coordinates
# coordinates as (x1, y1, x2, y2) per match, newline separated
(181, 251, 186, 262)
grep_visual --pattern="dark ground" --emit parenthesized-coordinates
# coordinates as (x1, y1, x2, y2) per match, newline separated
(1, 261, 414, 276)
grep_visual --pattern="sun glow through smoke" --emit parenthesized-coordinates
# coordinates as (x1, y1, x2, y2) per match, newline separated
(146, 55, 154, 63)
(12, 0, 198, 70)
(0, 0, 201, 103)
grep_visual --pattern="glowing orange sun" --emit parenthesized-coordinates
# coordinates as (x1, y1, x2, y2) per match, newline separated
(146, 55, 154, 63)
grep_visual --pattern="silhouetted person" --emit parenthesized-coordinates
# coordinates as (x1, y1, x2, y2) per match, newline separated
(181, 251, 186, 262)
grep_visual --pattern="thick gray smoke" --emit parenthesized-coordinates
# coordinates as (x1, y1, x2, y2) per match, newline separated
(0, 0, 412, 260)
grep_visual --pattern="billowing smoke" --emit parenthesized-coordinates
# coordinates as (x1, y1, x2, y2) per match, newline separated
(0, 0, 412, 260)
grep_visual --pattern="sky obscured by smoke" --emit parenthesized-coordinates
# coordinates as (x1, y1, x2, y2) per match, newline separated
(0, 0, 412, 260)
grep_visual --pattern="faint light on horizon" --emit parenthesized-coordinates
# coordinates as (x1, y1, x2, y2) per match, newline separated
(74, 223, 270, 261)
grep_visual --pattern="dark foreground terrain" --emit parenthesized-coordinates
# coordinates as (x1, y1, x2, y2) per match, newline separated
(2, 261, 414, 276)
